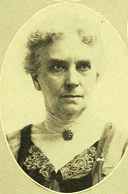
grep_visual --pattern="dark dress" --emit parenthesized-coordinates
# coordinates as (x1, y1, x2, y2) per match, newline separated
(15, 125, 98, 193)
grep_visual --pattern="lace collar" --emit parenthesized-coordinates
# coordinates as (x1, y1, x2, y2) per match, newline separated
(22, 141, 97, 181)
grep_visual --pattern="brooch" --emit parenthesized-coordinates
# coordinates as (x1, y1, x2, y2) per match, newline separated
(62, 129, 74, 140)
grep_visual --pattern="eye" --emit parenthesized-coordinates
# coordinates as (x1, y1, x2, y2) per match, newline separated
(49, 59, 67, 73)
(76, 61, 91, 72)
(53, 64, 64, 71)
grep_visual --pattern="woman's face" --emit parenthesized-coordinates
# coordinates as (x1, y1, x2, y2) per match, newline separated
(32, 34, 99, 120)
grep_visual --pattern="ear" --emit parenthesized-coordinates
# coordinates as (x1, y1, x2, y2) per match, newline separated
(31, 74, 41, 91)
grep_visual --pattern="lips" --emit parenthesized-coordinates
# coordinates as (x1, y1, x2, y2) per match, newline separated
(60, 94, 83, 98)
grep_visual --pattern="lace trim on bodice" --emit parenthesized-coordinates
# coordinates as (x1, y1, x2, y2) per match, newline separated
(60, 146, 96, 180)
(23, 145, 55, 180)
(23, 144, 96, 181)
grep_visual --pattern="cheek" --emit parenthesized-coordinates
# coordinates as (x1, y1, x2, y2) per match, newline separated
(82, 72, 97, 93)
(39, 75, 64, 98)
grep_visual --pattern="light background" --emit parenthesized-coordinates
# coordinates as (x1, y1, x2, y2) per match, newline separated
(0, 0, 128, 194)
(1, 3, 128, 134)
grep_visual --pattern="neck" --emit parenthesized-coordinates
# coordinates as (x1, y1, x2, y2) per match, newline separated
(46, 110, 76, 125)
(45, 109, 89, 134)
(33, 108, 104, 142)
(46, 106, 86, 124)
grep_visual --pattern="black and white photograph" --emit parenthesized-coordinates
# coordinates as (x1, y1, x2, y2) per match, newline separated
(1, 1, 128, 194)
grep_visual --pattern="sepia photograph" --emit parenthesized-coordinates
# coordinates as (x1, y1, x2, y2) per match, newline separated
(1, 2, 128, 194)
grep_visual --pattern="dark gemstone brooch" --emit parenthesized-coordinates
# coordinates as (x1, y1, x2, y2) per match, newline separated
(62, 129, 74, 140)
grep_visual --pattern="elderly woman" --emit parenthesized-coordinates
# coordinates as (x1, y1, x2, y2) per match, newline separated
(6, 18, 127, 192)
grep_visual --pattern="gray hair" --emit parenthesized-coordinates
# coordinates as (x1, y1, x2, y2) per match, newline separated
(24, 19, 103, 75)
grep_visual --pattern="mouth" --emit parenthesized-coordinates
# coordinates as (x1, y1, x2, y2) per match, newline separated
(60, 95, 83, 98)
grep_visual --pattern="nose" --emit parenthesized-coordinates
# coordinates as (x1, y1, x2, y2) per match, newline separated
(65, 66, 80, 89)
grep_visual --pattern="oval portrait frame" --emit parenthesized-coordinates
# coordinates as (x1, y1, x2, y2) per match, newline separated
(1, 2, 128, 194)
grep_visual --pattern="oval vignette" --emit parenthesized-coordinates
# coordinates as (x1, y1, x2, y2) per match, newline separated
(1, 3, 128, 193)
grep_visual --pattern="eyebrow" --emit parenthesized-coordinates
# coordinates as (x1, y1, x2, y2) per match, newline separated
(48, 58, 68, 64)
(76, 60, 91, 64)
(48, 58, 91, 66)
(76, 60, 91, 68)
(76, 59, 90, 63)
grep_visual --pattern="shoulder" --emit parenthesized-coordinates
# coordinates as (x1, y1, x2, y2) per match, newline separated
(6, 124, 32, 160)
(92, 122, 128, 185)
(6, 129, 22, 160)
(98, 122, 128, 161)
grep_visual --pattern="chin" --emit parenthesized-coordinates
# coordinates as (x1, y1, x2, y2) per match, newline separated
(57, 104, 87, 120)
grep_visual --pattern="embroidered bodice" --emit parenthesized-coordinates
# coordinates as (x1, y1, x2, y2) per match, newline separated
(8, 125, 98, 193)
(6, 123, 128, 193)
(22, 144, 96, 180)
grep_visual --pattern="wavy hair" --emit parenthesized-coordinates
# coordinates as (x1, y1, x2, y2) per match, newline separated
(24, 19, 103, 75)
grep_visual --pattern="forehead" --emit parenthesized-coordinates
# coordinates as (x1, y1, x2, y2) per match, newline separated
(35, 19, 102, 64)
(48, 33, 98, 61)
